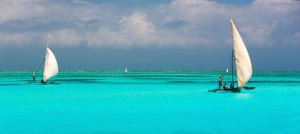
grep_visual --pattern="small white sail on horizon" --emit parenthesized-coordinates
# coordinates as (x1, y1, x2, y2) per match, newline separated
(124, 67, 128, 72)
(42, 38, 58, 82)
(230, 19, 252, 88)
(226, 68, 229, 73)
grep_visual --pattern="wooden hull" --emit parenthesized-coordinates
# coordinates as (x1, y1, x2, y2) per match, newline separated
(28, 81, 40, 84)
(43, 82, 59, 84)
(28, 81, 59, 84)
(208, 87, 241, 93)
(232, 87, 241, 92)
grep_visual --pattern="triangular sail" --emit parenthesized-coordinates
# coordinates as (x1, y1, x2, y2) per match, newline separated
(230, 19, 252, 88)
(42, 47, 58, 82)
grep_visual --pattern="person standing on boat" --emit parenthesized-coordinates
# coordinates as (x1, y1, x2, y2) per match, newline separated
(230, 82, 234, 89)
(32, 72, 36, 81)
(218, 76, 223, 89)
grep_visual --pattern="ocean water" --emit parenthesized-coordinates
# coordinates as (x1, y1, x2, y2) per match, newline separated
(0, 72, 300, 134)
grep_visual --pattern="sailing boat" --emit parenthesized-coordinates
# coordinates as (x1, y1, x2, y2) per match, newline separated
(209, 18, 253, 92)
(41, 37, 59, 83)
(124, 67, 128, 72)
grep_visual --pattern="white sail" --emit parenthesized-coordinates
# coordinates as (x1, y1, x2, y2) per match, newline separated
(230, 19, 252, 88)
(124, 68, 128, 72)
(42, 47, 58, 82)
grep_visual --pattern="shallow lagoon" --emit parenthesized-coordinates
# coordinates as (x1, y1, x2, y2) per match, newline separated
(0, 72, 300, 134)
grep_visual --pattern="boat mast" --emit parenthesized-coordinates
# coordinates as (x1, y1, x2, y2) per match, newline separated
(46, 34, 50, 49)
(42, 34, 51, 83)
(231, 50, 234, 87)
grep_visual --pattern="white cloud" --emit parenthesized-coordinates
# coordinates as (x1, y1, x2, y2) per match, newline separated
(119, 12, 155, 35)
(240, 22, 277, 46)
(0, 32, 37, 46)
(86, 28, 132, 48)
(0, 0, 46, 23)
(52, 29, 82, 46)
(73, 0, 91, 5)
(252, 0, 300, 14)
(253, 0, 297, 4)
(0, 0, 299, 48)
(292, 32, 300, 45)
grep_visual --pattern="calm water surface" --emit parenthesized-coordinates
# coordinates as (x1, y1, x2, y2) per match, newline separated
(0, 72, 300, 134)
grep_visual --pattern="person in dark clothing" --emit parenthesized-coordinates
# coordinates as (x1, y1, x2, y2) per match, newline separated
(223, 82, 228, 90)
(230, 82, 234, 89)
(218, 76, 223, 89)
(32, 72, 36, 81)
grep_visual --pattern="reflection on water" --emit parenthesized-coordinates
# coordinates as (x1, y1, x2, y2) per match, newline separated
(235, 93, 253, 100)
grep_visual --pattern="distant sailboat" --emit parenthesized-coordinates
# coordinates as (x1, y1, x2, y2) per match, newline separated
(210, 18, 253, 92)
(124, 67, 128, 72)
(226, 68, 229, 73)
(41, 37, 58, 83)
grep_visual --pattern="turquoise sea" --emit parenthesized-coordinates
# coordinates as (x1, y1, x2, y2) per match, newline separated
(0, 72, 300, 134)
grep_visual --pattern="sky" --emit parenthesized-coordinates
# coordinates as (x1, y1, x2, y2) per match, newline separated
(0, 0, 299, 71)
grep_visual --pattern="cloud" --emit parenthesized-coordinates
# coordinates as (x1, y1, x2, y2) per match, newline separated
(240, 21, 277, 46)
(253, 0, 297, 4)
(52, 29, 82, 46)
(0, 0, 299, 48)
(0, 0, 46, 23)
(0, 32, 33, 45)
